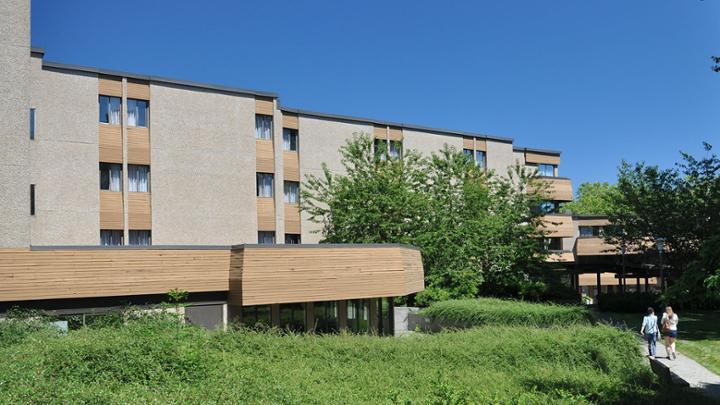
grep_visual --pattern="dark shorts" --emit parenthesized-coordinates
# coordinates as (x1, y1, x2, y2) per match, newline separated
(665, 330, 678, 338)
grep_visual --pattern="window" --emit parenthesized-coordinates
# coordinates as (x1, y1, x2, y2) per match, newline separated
(475, 150, 486, 168)
(389, 141, 402, 160)
(463, 149, 473, 162)
(127, 98, 149, 127)
(256, 173, 274, 197)
(542, 237, 563, 251)
(29, 108, 35, 139)
(538, 201, 559, 214)
(258, 231, 275, 244)
(99, 96, 122, 125)
(129, 230, 151, 246)
(100, 230, 123, 246)
(315, 301, 338, 333)
(30, 184, 35, 215)
(285, 234, 301, 244)
(283, 128, 298, 151)
(99, 163, 122, 191)
(284, 181, 299, 204)
(538, 164, 556, 177)
(374, 139, 387, 161)
(128, 165, 150, 192)
(347, 299, 369, 333)
(579, 226, 603, 238)
(240, 305, 271, 328)
(255, 115, 273, 140)
(279, 303, 305, 332)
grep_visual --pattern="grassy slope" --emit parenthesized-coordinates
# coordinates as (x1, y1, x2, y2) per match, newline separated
(593, 310, 720, 375)
(0, 319, 693, 405)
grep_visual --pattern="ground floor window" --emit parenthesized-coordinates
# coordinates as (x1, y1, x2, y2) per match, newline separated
(279, 303, 305, 332)
(285, 234, 301, 244)
(100, 230, 123, 246)
(314, 301, 338, 333)
(240, 305, 271, 328)
(129, 230, 151, 246)
(258, 231, 276, 244)
(347, 299, 369, 333)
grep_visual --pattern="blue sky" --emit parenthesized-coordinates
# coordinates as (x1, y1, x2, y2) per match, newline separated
(32, 0, 719, 187)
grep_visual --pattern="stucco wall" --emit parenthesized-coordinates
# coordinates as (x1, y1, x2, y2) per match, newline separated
(0, 0, 30, 247)
(403, 129, 463, 157)
(29, 58, 100, 245)
(298, 115, 372, 243)
(486, 140, 515, 176)
(150, 83, 257, 245)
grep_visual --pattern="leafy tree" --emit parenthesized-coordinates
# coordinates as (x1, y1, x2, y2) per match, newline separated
(560, 182, 619, 215)
(301, 134, 550, 305)
(713, 56, 720, 73)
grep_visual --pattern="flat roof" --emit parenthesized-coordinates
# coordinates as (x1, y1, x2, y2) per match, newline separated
(513, 146, 562, 156)
(30, 243, 420, 251)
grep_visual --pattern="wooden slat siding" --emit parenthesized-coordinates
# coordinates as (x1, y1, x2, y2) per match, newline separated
(128, 192, 152, 230)
(0, 249, 230, 302)
(282, 113, 299, 129)
(227, 249, 244, 306)
(540, 215, 574, 237)
(127, 127, 150, 165)
(284, 203, 301, 234)
(283, 151, 300, 182)
(577, 218, 611, 227)
(256, 197, 276, 231)
(576, 238, 617, 256)
(100, 191, 124, 229)
(474, 139, 487, 151)
(526, 152, 560, 165)
(401, 248, 425, 294)
(373, 125, 388, 140)
(233, 246, 424, 306)
(530, 178, 573, 202)
(127, 80, 150, 100)
(98, 76, 122, 97)
(462, 136, 474, 149)
(255, 97, 274, 116)
(388, 127, 403, 141)
(256, 140, 274, 173)
(99, 125, 123, 163)
(545, 251, 574, 263)
(578, 272, 658, 287)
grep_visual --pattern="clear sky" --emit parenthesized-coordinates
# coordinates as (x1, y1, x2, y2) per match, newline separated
(31, 0, 720, 187)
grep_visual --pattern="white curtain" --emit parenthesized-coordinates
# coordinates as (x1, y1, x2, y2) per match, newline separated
(127, 100, 137, 127)
(255, 115, 272, 140)
(257, 174, 273, 197)
(284, 182, 298, 203)
(475, 151, 486, 168)
(389, 141, 402, 159)
(283, 129, 297, 151)
(258, 231, 275, 244)
(100, 230, 123, 246)
(128, 165, 149, 192)
(109, 164, 122, 192)
(109, 97, 121, 125)
(129, 230, 151, 246)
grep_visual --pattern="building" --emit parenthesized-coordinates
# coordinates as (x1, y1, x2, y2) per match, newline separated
(1, 0, 580, 331)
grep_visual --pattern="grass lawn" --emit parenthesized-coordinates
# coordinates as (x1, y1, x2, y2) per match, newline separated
(592, 309, 720, 375)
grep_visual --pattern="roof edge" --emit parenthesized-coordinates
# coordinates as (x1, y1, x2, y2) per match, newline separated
(30, 46, 45, 56)
(513, 146, 562, 156)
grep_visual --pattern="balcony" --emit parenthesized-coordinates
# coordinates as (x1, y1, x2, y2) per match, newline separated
(575, 237, 617, 256)
(539, 214, 574, 238)
(545, 250, 574, 263)
(530, 176, 573, 202)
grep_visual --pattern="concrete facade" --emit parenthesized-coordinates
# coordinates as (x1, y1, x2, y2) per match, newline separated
(403, 128, 463, 157)
(0, 0, 31, 247)
(485, 139, 516, 176)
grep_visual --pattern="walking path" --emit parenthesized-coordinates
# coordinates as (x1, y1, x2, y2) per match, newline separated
(644, 348, 720, 401)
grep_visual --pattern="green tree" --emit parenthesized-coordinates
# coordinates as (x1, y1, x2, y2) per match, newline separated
(301, 134, 549, 304)
(560, 182, 619, 215)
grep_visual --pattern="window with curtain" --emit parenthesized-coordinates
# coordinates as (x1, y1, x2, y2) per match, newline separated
(129, 230, 151, 246)
(128, 165, 150, 192)
(99, 163, 122, 191)
(258, 231, 275, 244)
(463, 149, 473, 162)
(389, 141, 402, 160)
(283, 128, 298, 151)
(538, 164, 556, 177)
(100, 230, 123, 246)
(284, 181, 299, 203)
(256, 173, 274, 197)
(475, 150, 486, 168)
(374, 139, 387, 161)
(255, 115, 273, 140)
(285, 234, 300, 244)
(127, 98, 149, 127)
(99, 96, 122, 125)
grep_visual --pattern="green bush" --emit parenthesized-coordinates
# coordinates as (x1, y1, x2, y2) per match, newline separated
(597, 292, 661, 313)
(421, 298, 590, 328)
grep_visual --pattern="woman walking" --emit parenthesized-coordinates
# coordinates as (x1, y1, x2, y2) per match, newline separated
(661, 306, 679, 360)
(640, 307, 659, 359)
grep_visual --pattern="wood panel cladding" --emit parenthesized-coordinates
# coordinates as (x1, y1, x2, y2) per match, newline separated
(463, 137, 474, 149)
(127, 80, 150, 100)
(576, 218, 610, 227)
(99, 125, 123, 163)
(546, 251, 574, 263)
(373, 125, 387, 139)
(539, 215, 574, 238)
(526, 152, 560, 166)
(256, 197, 276, 231)
(127, 127, 151, 165)
(530, 177, 573, 202)
(230, 245, 424, 306)
(99, 191, 124, 230)
(462, 137, 487, 151)
(284, 203, 301, 234)
(0, 248, 230, 302)
(575, 238, 617, 256)
(255, 97, 274, 116)
(578, 272, 657, 287)
(98, 76, 122, 97)
(388, 127, 403, 141)
(256, 140, 275, 173)
(282, 113, 299, 129)
(128, 192, 152, 229)
(474, 139, 487, 151)
(283, 151, 300, 182)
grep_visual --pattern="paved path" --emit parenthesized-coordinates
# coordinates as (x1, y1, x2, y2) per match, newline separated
(644, 347, 720, 401)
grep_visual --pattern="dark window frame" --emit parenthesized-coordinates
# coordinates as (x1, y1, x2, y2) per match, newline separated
(30, 184, 35, 215)
(29, 108, 35, 140)
(282, 128, 299, 151)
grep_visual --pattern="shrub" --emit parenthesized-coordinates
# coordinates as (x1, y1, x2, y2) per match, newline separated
(420, 298, 590, 328)
(597, 292, 661, 313)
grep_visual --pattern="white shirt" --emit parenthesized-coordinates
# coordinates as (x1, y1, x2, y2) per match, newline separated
(661, 313, 678, 331)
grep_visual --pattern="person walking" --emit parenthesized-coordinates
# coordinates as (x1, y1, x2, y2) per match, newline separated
(661, 306, 679, 360)
(640, 307, 659, 359)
